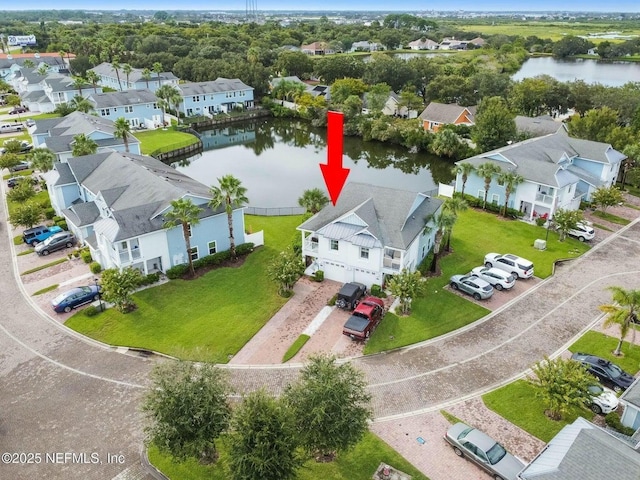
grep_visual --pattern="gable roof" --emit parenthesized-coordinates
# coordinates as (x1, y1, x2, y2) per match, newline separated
(89, 62, 177, 83)
(518, 417, 640, 480)
(515, 115, 566, 137)
(178, 77, 252, 96)
(620, 377, 640, 409)
(298, 182, 442, 250)
(419, 102, 475, 124)
(88, 89, 158, 109)
(408, 38, 439, 48)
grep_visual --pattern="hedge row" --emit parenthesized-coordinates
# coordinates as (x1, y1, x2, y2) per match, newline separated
(166, 243, 255, 279)
(461, 193, 523, 218)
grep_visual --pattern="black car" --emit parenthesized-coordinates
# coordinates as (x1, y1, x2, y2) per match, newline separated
(571, 352, 635, 392)
(336, 282, 367, 310)
(7, 176, 26, 188)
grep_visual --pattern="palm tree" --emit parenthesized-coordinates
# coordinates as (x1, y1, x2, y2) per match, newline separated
(23, 59, 35, 69)
(452, 162, 475, 197)
(71, 133, 98, 157)
(599, 287, 640, 357)
(442, 196, 468, 252)
(156, 84, 181, 125)
(163, 198, 203, 277)
(475, 162, 502, 210)
(71, 95, 93, 113)
(86, 70, 100, 93)
(298, 188, 329, 214)
(152, 62, 163, 87)
(167, 87, 183, 123)
(429, 211, 456, 273)
(72, 76, 86, 96)
(141, 68, 152, 89)
(209, 175, 249, 260)
(37, 64, 49, 76)
(498, 171, 525, 217)
(29, 148, 56, 172)
(113, 117, 132, 153)
(111, 57, 123, 91)
(122, 63, 133, 89)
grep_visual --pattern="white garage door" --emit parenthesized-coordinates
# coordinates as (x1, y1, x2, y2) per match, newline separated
(352, 267, 379, 288)
(321, 261, 348, 284)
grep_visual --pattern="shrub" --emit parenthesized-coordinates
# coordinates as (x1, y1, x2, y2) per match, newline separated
(371, 284, 387, 298)
(90, 262, 102, 274)
(166, 264, 189, 279)
(52, 216, 64, 223)
(44, 207, 56, 220)
(56, 221, 68, 230)
(313, 270, 324, 282)
(235, 242, 254, 256)
(84, 305, 100, 317)
(81, 250, 93, 264)
(139, 272, 161, 286)
(327, 294, 337, 306)
(605, 412, 636, 436)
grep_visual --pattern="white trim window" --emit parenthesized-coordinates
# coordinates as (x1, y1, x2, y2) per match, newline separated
(124, 105, 133, 113)
(208, 241, 217, 255)
(360, 247, 369, 259)
(189, 246, 199, 261)
(491, 194, 499, 205)
(330, 239, 339, 251)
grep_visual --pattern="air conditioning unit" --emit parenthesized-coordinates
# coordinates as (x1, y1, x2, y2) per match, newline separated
(534, 239, 547, 250)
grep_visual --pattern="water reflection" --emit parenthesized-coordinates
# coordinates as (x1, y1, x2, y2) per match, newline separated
(173, 119, 454, 208)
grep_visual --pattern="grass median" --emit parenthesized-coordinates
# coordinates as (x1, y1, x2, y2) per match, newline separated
(133, 128, 200, 155)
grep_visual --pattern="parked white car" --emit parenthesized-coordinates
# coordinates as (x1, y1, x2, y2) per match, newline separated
(588, 384, 619, 415)
(567, 221, 595, 242)
(484, 253, 534, 279)
(470, 267, 516, 291)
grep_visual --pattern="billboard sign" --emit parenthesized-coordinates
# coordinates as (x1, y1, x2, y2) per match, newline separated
(8, 35, 37, 46)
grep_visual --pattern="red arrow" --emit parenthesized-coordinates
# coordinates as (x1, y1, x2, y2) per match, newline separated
(320, 111, 350, 206)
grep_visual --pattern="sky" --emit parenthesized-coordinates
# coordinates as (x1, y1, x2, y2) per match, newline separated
(3, 1, 640, 12)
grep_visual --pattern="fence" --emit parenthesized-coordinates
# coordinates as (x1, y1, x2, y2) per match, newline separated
(245, 206, 306, 216)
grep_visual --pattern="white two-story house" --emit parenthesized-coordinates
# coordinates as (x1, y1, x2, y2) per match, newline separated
(455, 129, 626, 220)
(178, 78, 254, 118)
(44, 151, 246, 275)
(88, 89, 163, 128)
(297, 182, 443, 288)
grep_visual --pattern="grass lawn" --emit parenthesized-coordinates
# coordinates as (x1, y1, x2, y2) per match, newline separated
(568, 330, 640, 374)
(483, 379, 595, 443)
(454, 21, 640, 41)
(591, 210, 630, 226)
(66, 215, 303, 363)
(6, 189, 49, 216)
(133, 129, 199, 155)
(365, 209, 590, 354)
(148, 430, 429, 480)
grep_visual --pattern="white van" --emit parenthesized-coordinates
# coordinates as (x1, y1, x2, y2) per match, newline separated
(0, 123, 23, 134)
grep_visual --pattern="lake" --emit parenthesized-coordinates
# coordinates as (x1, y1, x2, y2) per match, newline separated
(172, 119, 454, 209)
(512, 57, 640, 87)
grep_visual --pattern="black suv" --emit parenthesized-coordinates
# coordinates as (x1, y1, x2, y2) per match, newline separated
(336, 282, 367, 310)
(571, 352, 635, 392)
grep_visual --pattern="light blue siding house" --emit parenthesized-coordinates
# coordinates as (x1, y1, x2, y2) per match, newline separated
(88, 62, 179, 93)
(178, 78, 254, 118)
(88, 89, 163, 128)
(454, 129, 625, 221)
(44, 151, 246, 275)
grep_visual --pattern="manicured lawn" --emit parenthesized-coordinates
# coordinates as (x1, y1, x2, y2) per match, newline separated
(591, 210, 630, 226)
(6, 189, 49, 216)
(483, 379, 595, 443)
(66, 215, 304, 363)
(365, 209, 590, 353)
(568, 330, 640, 374)
(133, 129, 199, 155)
(26, 112, 61, 120)
(148, 430, 429, 480)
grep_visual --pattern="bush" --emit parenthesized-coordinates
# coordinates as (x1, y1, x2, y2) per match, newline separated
(166, 264, 189, 279)
(90, 262, 102, 274)
(313, 270, 324, 282)
(235, 242, 254, 256)
(44, 207, 56, 220)
(327, 294, 337, 306)
(52, 216, 64, 223)
(55, 221, 68, 230)
(371, 284, 387, 298)
(139, 272, 161, 286)
(81, 250, 92, 264)
(84, 305, 100, 317)
(605, 412, 636, 436)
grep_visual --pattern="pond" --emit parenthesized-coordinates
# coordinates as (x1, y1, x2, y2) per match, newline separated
(172, 119, 454, 209)
(512, 57, 640, 87)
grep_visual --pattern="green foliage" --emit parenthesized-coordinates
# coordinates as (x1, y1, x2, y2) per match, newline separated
(267, 248, 304, 296)
(284, 354, 372, 459)
(71, 133, 98, 156)
(430, 128, 466, 159)
(143, 362, 231, 464)
(21, 258, 67, 276)
(9, 202, 43, 229)
(32, 284, 59, 296)
(282, 334, 311, 363)
(605, 412, 636, 436)
(228, 390, 302, 480)
(2, 138, 24, 154)
(472, 96, 517, 152)
(327, 294, 337, 306)
(139, 272, 161, 286)
(209, 175, 249, 259)
(89, 262, 102, 274)
(599, 286, 640, 356)
(55, 221, 68, 230)
(163, 198, 203, 277)
(313, 270, 324, 282)
(553, 208, 584, 241)
(370, 284, 387, 298)
(567, 106, 619, 143)
(43, 207, 56, 220)
(81, 250, 93, 264)
(590, 186, 624, 214)
(330, 78, 368, 105)
(475, 162, 503, 209)
(0, 152, 21, 171)
(529, 356, 595, 420)
(298, 188, 329, 214)
(6, 179, 36, 203)
(84, 305, 100, 317)
(100, 267, 144, 313)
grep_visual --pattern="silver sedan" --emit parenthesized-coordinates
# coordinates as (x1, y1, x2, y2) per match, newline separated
(449, 275, 494, 300)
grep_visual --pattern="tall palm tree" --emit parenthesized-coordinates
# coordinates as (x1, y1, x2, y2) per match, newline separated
(156, 84, 181, 125)
(152, 62, 163, 88)
(113, 117, 132, 153)
(71, 133, 98, 157)
(429, 211, 456, 273)
(86, 70, 100, 93)
(111, 57, 123, 91)
(599, 287, 640, 356)
(442, 196, 468, 252)
(298, 188, 329, 214)
(167, 87, 183, 123)
(452, 162, 475, 197)
(29, 148, 56, 173)
(475, 162, 502, 210)
(72, 76, 86, 96)
(71, 95, 93, 113)
(209, 175, 249, 260)
(163, 198, 203, 277)
(23, 59, 35, 69)
(122, 63, 133, 89)
(498, 171, 525, 217)
(37, 64, 49, 76)
(141, 68, 152, 89)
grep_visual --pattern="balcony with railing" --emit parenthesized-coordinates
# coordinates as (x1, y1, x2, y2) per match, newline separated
(383, 248, 403, 272)
(303, 237, 319, 254)
(535, 193, 554, 205)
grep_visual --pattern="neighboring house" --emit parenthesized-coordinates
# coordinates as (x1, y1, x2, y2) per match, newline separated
(88, 62, 179, 92)
(468, 37, 486, 48)
(515, 115, 565, 138)
(454, 130, 625, 220)
(301, 42, 334, 55)
(381, 91, 420, 119)
(518, 417, 640, 479)
(350, 41, 382, 52)
(177, 78, 254, 118)
(407, 38, 439, 50)
(419, 102, 476, 132)
(297, 182, 443, 288)
(619, 377, 640, 447)
(44, 151, 246, 275)
(0, 52, 70, 80)
(88, 89, 163, 128)
(30, 111, 141, 162)
(439, 38, 469, 50)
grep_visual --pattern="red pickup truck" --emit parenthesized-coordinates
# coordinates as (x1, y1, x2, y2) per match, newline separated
(342, 296, 385, 340)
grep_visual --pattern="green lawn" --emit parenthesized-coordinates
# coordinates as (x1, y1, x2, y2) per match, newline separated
(133, 128, 200, 155)
(591, 210, 630, 226)
(568, 330, 640, 374)
(148, 431, 429, 480)
(65, 215, 303, 363)
(365, 209, 590, 353)
(6, 189, 49, 216)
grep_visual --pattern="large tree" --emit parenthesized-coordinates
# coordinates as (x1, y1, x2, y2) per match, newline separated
(29, 148, 56, 173)
(498, 171, 524, 217)
(228, 390, 302, 480)
(142, 362, 231, 464)
(100, 267, 143, 313)
(590, 185, 624, 214)
(599, 287, 640, 356)
(442, 196, 468, 251)
(552, 208, 583, 241)
(387, 268, 426, 315)
(163, 198, 202, 277)
(267, 248, 304, 296)
(71, 133, 98, 157)
(209, 175, 248, 260)
(274, 51, 314, 79)
(156, 84, 181, 125)
(9, 202, 43, 229)
(472, 96, 517, 152)
(298, 188, 329, 214)
(284, 354, 372, 461)
(113, 117, 132, 153)
(452, 162, 475, 197)
(475, 162, 503, 209)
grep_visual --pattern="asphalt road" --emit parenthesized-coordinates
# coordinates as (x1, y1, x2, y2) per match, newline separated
(2, 179, 639, 478)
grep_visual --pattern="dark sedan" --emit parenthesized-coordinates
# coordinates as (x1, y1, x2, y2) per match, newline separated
(51, 285, 101, 313)
(571, 352, 635, 392)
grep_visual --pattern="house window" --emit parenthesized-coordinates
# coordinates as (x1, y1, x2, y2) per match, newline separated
(491, 194, 499, 205)
(153, 103, 158, 109)
(330, 239, 339, 251)
(478, 190, 484, 199)
(208, 241, 217, 255)
(193, 95, 199, 102)
(100, 108, 110, 116)
(189, 246, 199, 261)
(360, 247, 369, 259)
(124, 105, 133, 113)
(121, 241, 128, 250)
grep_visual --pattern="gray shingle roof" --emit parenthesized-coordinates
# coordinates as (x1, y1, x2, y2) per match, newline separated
(620, 377, 640, 409)
(89, 62, 177, 84)
(88, 89, 158, 108)
(419, 102, 475, 123)
(63, 201, 100, 227)
(298, 182, 442, 250)
(515, 115, 565, 137)
(52, 162, 76, 186)
(178, 77, 252, 96)
(519, 417, 640, 480)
